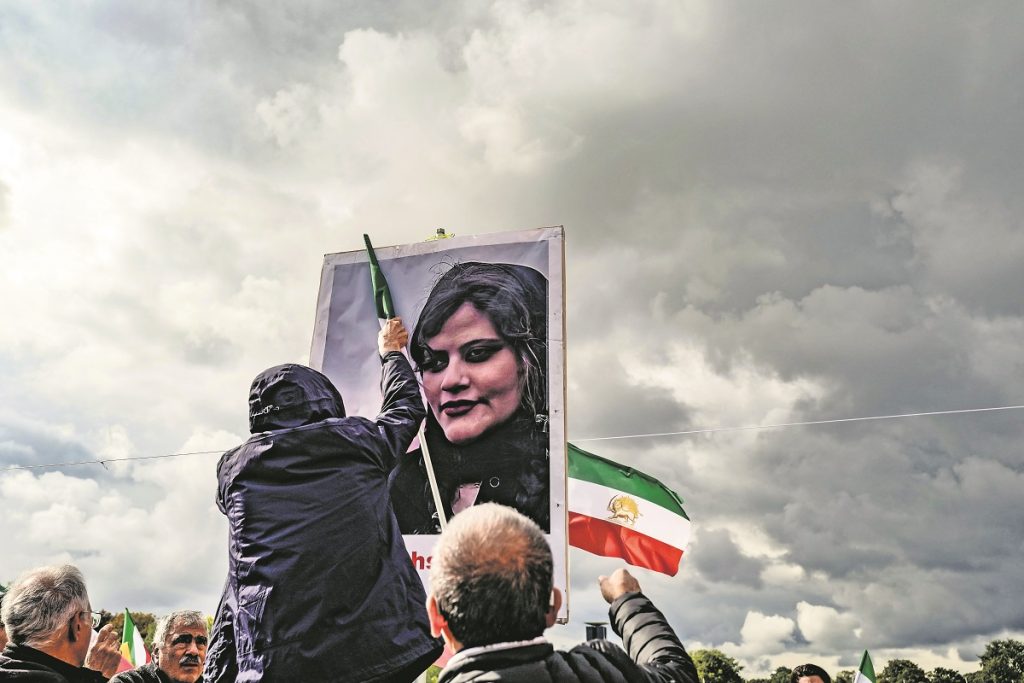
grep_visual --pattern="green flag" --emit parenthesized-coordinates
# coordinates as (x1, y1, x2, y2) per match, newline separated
(854, 650, 876, 683)
(363, 234, 395, 320)
(119, 609, 150, 669)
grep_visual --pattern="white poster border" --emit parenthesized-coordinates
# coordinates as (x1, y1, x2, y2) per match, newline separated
(310, 226, 569, 621)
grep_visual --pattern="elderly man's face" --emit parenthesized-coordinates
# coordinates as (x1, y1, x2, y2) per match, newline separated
(157, 623, 208, 683)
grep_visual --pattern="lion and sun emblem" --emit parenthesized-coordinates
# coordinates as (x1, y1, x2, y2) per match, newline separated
(607, 494, 642, 526)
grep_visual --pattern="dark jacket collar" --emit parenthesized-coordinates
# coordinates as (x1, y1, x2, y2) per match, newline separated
(440, 638, 554, 682)
(0, 643, 104, 682)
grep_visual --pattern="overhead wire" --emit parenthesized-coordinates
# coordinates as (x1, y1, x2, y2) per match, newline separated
(3, 404, 1023, 474)
(571, 404, 1024, 442)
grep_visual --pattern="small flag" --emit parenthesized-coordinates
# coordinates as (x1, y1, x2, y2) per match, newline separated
(567, 443, 691, 576)
(363, 234, 395, 320)
(117, 609, 151, 672)
(854, 650, 876, 683)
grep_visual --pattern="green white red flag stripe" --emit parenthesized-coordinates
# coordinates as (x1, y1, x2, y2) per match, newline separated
(117, 609, 150, 672)
(854, 650, 876, 683)
(567, 443, 691, 576)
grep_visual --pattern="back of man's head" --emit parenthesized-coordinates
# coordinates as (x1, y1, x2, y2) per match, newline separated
(792, 663, 832, 683)
(1, 565, 89, 650)
(430, 503, 553, 648)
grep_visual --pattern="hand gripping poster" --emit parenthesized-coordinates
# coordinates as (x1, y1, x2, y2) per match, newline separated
(310, 227, 568, 619)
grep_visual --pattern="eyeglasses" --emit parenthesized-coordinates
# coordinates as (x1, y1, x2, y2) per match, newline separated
(79, 610, 103, 629)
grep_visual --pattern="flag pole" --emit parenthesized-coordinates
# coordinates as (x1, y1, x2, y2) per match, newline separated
(363, 234, 447, 533)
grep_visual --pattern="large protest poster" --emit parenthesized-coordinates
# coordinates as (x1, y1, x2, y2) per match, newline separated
(310, 227, 568, 620)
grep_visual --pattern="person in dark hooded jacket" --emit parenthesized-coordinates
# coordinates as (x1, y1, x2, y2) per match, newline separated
(204, 318, 442, 683)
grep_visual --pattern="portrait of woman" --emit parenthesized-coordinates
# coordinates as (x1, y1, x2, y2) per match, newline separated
(389, 261, 550, 534)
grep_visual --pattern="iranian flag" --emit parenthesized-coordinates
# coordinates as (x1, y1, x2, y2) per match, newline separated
(117, 609, 151, 672)
(567, 443, 691, 576)
(854, 650, 876, 683)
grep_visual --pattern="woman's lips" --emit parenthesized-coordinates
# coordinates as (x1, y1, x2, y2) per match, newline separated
(440, 399, 480, 417)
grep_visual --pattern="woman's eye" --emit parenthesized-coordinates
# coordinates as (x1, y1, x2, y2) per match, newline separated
(465, 343, 502, 363)
(419, 355, 447, 373)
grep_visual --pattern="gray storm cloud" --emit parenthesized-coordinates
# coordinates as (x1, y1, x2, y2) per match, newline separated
(1, 0, 1022, 676)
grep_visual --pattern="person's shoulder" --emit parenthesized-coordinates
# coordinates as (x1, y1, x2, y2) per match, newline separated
(448, 643, 634, 683)
(108, 663, 160, 683)
(564, 639, 641, 679)
(0, 661, 73, 682)
(0, 647, 67, 681)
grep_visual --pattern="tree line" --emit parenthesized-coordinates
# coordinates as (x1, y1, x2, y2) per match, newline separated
(691, 640, 1024, 683)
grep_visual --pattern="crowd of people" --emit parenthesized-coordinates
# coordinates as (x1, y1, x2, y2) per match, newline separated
(1, 504, 710, 683)
(0, 317, 833, 682)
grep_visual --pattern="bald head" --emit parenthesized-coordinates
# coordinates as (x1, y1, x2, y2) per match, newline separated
(429, 503, 553, 648)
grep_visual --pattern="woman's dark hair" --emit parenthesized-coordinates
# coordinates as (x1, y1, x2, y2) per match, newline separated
(411, 261, 548, 419)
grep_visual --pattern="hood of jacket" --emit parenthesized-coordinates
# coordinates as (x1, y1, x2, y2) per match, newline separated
(247, 363, 345, 433)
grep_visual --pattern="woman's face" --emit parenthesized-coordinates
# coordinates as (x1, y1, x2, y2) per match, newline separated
(419, 302, 522, 444)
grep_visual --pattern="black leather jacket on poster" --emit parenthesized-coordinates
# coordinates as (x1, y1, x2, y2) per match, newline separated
(389, 413, 550, 534)
(438, 593, 699, 683)
(204, 354, 441, 683)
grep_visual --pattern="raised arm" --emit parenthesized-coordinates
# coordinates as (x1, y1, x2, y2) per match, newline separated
(602, 568, 700, 683)
(374, 317, 427, 469)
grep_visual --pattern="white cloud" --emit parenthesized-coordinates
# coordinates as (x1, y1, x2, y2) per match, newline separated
(796, 602, 861, 649)
(761, 561, 806, 586)
(738, 611, 795, 656)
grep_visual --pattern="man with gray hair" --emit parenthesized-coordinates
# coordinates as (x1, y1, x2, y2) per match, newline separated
(0, 564, 121, 682)
(427, 503, 700, 683)
(110, 610, 208, 683)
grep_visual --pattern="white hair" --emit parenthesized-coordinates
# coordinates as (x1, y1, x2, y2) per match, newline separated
(0, 565, 89, 648)
(152, 610, 207, 662)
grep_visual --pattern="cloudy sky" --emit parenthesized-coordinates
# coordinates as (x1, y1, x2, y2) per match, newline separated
(2, 1, 1023, 677)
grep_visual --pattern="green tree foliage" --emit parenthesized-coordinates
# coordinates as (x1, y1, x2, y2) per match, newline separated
(692, 648, 744, 683)
(110, 611, 158, 652)
(928, 667, 965, 683)
(770, 666, 793, 683)
(878, 659, 928, 683)
(835, 671, 855, 683)
(972, 639, 1024, 683)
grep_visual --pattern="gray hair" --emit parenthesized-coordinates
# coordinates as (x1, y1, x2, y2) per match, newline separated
(0, 564, 90, 648)
(429, 503, 553, 648)
(152, 610, 207, 661)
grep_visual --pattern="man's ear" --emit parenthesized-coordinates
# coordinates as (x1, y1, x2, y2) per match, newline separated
(426, 594, 446, 639)
(545, 587, 563, 628)
(68, 611, 85, 643)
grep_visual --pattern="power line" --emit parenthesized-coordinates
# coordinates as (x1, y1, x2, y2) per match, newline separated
(2, 404, 1023, 473)
(572, 404, 1024, 442)
(1, 449, 223, 473)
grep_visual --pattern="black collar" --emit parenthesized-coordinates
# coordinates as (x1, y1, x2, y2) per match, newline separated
(1, 642, 104, 682)
(440, 640, 554, 682)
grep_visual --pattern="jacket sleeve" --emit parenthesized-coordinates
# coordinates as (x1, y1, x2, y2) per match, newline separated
(608, 592, 700, 683)
(372, 351, 427, 471)
(203, 580, 239, 683)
